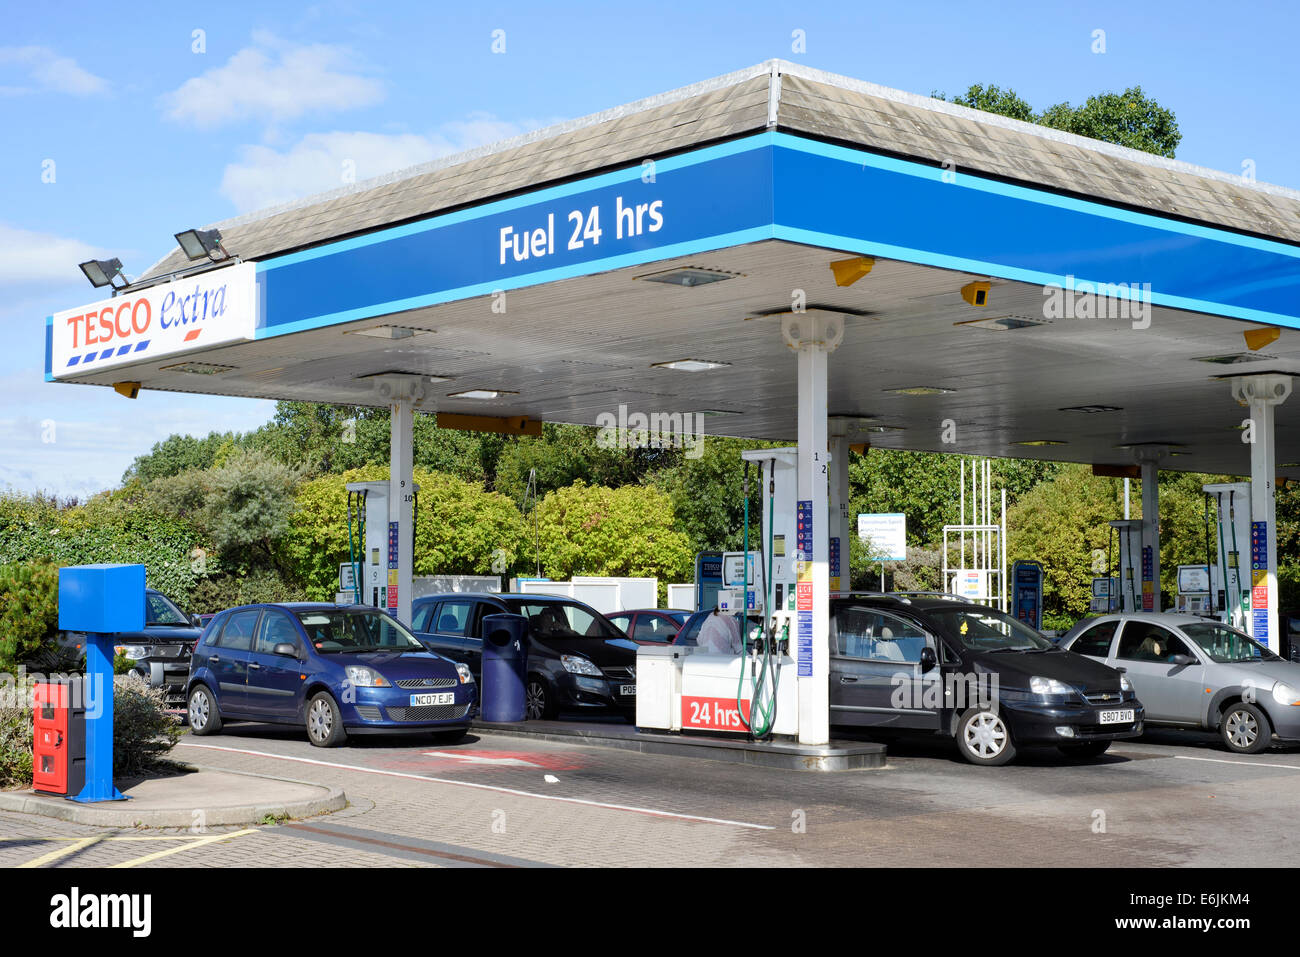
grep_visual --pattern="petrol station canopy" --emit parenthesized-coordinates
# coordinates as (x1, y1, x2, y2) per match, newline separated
(46, 60, 1300, 476)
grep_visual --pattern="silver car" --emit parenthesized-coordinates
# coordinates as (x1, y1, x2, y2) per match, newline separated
(1060, 612, 1300, 754)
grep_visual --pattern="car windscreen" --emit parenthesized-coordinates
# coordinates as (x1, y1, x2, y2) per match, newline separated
(146, 592, 189, 626)
(294, 610, 425, 653)
(504, 601, 621, 639)
(929, 608, 1053, 651)
(1180, 622, 1280, 663)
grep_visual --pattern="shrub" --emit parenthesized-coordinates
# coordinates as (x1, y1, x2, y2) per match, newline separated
(0, 691, 33, 789)
(0, 561, 60, 674)
(112, 674, 181, 777)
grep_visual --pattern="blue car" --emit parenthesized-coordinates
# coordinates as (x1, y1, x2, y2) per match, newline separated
(186, 603, 478, 747)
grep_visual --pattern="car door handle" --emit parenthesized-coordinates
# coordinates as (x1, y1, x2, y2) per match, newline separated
(839, 675, 858, 683)
(208, 655, 220, 663)
(249, 662, 261, 670)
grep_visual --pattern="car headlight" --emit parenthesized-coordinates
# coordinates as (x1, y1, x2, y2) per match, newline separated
(456, 663, 474, 684)
(115, 645, 148, 660)
(1030, 676, 1074, 696)
(1272, 681, 1300, 706)
(1119, 674, 1133, 693)
(561, 654, 603, 677)
(344, 665, 390, 688)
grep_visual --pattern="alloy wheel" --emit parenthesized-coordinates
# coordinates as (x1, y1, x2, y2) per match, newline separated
(309, 698, 333, 742)
(964, 711, 1008, 759)
(1225, 708, 1258, 749)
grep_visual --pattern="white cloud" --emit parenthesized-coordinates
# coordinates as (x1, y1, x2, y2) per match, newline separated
(219, 113, 555, 213)
(0, 224, 110, 287)
(160, 32, 383, 129)
(0, 374, 277, 497)
(0, 46, 108, 96)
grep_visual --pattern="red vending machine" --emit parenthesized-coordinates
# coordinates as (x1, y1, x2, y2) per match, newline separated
(32, 678, 86, 796)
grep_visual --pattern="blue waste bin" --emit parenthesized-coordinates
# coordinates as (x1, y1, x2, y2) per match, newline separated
(480, 613, 529, 722)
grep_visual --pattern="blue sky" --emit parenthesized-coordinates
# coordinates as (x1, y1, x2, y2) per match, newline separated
(3, 0, 1298, 497)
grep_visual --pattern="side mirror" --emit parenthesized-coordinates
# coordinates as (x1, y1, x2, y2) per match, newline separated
(190, 614, 202, 628)
(273, 642, 299, 658)
(1170, 654, 1195, 666)
(920, 647, 938, 673)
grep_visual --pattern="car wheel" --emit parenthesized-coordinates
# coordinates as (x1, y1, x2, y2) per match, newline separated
(1058, 740, 1111, 759)
(1220, 701, 1271, 754)
(306, 691, 347, 748)
(187, 685, 221, 736)
(525, 676, 556, 721)
(956, 707, 1016, 766)
(431, 728, 469, 744)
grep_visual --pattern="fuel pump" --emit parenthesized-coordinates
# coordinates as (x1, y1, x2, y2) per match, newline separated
(1204, 482, 1251, 629)
(345, 480, 418, 608)
(1108, 519, 1144, 613)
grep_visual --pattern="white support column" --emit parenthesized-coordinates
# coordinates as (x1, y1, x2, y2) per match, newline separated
(376, 375, 426, 628)
(783, 313, 843, 746)
(828, 418, 851, 598)
(1232, 374, 1292, 652)
(1135, 451, 1163, 613)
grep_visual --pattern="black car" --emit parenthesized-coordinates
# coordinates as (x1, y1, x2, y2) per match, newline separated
(412, 592, 639, 721)
(826, 594, 1145, 765)
(64, 588, 202, 708)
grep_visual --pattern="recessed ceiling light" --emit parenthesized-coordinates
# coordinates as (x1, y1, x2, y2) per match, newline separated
(160, 361, 236, 375)
(348, 325, 435, 340)
(638, 267, 739, 287)
(652, 359, 730, 372)
(1015, 439, 1067, 447)
(1060, 405, 1123, 414)
(448, 389, 516, 400)
(955, 315, 1049, 332)
(885, 386, 955, 396)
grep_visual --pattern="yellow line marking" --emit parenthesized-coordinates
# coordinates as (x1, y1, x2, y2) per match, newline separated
(19, 836, 103, 868)
(111, 828, 257, 868)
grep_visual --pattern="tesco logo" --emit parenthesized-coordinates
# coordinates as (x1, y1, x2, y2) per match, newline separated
(64, 297, 151, 349)
(62, 278, 233, 349)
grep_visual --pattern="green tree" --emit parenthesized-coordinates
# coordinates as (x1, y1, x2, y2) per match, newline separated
(942, 82, 1181, 157)
(1038, 86, 1181, 158)
(122, 431, 239, 484)
(493, 423, 668, 505)
(278, 465, 527, 600)
(939, 83, 1035, 121)
(0, 561, 60, 672)
(535, 482, 694, 594)
(648, 436, 779, 556)
(1007, 465, 1122, 624)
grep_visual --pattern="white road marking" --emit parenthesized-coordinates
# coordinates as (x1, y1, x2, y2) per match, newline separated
(423, 751, 540, 768)
(178, 741, 774, 830)
(1174, 754, 1300, 771)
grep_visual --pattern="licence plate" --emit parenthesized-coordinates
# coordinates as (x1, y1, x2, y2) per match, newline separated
(1099, 709, 1134, 724)
(410, 692, 455, 707)
(620, 684, 637, 696)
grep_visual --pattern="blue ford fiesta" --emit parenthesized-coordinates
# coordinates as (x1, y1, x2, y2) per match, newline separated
(186, 603, 478, 747)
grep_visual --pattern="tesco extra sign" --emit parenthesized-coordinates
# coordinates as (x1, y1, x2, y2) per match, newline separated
(51, 262, 257, 378)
